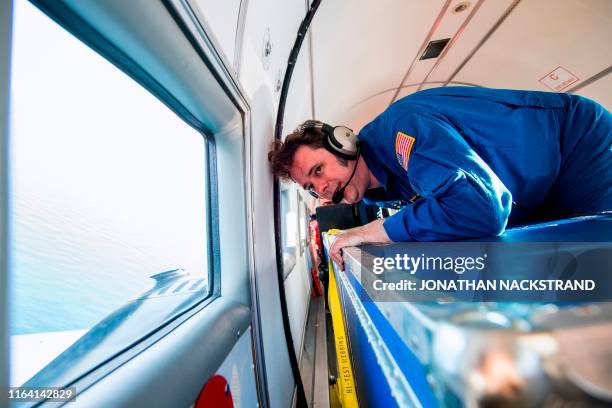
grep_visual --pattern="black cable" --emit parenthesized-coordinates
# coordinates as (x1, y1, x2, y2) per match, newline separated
(275, 0, 322, 140)
(273, 1, 322, 407)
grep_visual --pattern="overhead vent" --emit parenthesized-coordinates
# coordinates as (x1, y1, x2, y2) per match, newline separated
(420, 38, 451, 60)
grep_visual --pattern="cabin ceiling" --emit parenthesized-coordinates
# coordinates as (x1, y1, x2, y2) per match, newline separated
(311, 0, 612, 132)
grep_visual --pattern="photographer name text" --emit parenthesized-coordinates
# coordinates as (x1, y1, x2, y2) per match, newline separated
(372, 279, 595, 292)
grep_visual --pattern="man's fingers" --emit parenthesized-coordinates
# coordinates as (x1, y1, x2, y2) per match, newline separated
(330, 248, 339, 265)
(335, 253, 344, 271)
(329, 234, 351, 270)
(329, 241, 344, 271)
(332, 255, 344, 271)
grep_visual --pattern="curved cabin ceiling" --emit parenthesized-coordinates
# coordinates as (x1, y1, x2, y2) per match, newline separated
(311, 0, 612, 131)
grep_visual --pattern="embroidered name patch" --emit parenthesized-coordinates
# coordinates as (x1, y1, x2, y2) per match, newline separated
(395, 132, 415, 171)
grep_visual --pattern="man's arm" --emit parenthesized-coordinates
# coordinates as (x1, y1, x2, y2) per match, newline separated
(383, 113, 512, 242)
(328, 219, 389, 270)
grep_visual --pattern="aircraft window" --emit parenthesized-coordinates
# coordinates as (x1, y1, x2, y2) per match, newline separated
(281, 186, 297, 276)
(298, 195, 307, 254)
(304, 202, 310, 255)
(9, 0, 211, 387)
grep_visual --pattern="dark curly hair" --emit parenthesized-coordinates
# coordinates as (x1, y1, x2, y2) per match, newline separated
(268, 120, 326, 180)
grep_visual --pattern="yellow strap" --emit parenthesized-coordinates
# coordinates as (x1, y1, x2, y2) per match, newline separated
(328, 259, 359, 407)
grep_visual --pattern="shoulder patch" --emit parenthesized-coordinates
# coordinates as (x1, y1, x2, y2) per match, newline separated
(395, 132, 415, 171)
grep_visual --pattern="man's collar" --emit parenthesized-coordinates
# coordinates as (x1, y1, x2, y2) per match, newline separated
(359, 139, 389, 188)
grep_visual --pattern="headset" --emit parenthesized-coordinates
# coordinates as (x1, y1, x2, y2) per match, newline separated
(303, 122, 360, 160)
(302, 122, 360, 204)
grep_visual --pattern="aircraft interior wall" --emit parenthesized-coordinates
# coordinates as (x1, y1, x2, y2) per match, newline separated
(238, 1, 317, 405)
(3, 0, 266, 405)
(0, 0, 12, 401)
(2, 0, 611, 406)
(195, 0, 317, 406)
(310, 0, 612, 130)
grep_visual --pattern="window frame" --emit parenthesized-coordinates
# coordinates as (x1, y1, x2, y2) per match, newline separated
(7, 0, 263, 402)
(0, 0, 13, 402)
(281, 182, 297, 278)
(10, 0, 228, 395)
(298, 193, 307, 255)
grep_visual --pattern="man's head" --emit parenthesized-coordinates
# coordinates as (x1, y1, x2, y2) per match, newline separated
(268, 120, 326, 180)
(268, 120, 373, 203)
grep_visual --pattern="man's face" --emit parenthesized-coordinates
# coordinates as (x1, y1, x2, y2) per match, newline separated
(289, 145, 365, 203)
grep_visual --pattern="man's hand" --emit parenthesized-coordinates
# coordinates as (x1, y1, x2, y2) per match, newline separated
(328, 219, 391, 270)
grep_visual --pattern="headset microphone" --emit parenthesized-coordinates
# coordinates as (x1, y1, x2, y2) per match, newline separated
(331, 152, 361, 204)
(331, 187, 346, 205)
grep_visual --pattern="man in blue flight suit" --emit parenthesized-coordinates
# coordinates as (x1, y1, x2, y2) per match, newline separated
(268, 87, 611, 268)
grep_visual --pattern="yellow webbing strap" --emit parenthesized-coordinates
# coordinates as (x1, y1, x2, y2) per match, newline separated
(328, 257, 359, 407)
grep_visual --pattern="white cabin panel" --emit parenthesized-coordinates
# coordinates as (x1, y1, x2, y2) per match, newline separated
(284, 250, 312, 358)
(394, 0, 491, 90)
(240, 0, 309, 105)
(420, 0, 516, 86)
(312, 0, 445, 125)
(189, 0, 242, 69)
(574, 73, 612, 110)
(452, 0, 612, 93)
(339, 91, 396, 133)
(283, 29, 314, 132)
(238, 1, 315, 407)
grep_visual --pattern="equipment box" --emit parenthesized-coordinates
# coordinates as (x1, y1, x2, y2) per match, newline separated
(324, 215, 612, 407)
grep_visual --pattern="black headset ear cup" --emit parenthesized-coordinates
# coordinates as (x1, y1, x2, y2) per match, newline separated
(326, 125, 359, 160)
(321, 123, 341, 148)
(322, 135, 345, 159)
(302, 121, 359, 160)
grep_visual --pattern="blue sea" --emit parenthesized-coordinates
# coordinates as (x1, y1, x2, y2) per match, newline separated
(10, 0, 208, 335)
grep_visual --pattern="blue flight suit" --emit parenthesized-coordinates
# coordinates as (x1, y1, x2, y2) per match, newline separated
(358, 87, 612, 242)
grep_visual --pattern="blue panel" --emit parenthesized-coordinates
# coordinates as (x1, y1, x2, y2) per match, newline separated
(328, 214, 612, 406)
(344, 271, 438, 407)
(480, 214, 612, 242)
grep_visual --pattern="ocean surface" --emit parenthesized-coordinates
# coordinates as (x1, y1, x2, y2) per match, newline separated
(10, 0, 209, 335)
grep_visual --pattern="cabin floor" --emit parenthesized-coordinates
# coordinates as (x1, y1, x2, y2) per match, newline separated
(300, 294, 331, 407)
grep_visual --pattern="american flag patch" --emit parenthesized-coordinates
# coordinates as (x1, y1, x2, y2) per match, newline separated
(395, 132, 415, 170)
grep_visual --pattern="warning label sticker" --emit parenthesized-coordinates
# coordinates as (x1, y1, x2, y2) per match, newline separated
(539, 66, 579, 92)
